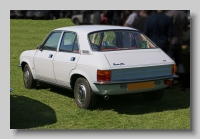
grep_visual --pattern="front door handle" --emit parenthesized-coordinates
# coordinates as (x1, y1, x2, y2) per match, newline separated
(49, 54, 53, 58)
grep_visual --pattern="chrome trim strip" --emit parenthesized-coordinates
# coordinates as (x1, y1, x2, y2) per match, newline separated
(93, 75, 178, 85)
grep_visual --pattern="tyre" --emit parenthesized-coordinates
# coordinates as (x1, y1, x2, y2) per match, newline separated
(72, 18, 80, 25)
(23, 64, 36, 89)
(74, 78, 96, 109)
(142, 90, 164, 101)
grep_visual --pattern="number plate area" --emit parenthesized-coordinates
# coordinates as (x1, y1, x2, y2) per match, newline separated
(127, 81, 154, 91)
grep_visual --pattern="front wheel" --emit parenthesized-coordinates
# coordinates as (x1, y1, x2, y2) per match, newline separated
(142, 90, 164, 101)
(72, 18, 80, 25)
(23, 64, 36, 89)
(74, 78, 96, 109)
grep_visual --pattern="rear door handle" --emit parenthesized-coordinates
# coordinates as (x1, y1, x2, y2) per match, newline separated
(70, 57, 76, 61)
(49, 54, 53, 58)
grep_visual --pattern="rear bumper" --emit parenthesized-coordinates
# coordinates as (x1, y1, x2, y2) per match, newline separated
(91, 75, 178, 95)
(93, 75, 178, 85)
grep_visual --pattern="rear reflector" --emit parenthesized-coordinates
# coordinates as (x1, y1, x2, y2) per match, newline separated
(97, 70, 111, 82)
(164, 80, 172, 85)
(172, 64, 176, 75)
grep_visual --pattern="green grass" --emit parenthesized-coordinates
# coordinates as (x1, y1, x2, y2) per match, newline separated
(10, 19, 190, 129)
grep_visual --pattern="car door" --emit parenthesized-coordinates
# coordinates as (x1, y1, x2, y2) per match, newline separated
(53, 32, 80, 87)
(34, 31, 62, 83)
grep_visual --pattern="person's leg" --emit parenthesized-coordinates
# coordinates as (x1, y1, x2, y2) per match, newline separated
(82, 11, 87, 24)
(167, 45, 176, 88)
(175, 45, 187, 91)
(167, 46, 174, 59)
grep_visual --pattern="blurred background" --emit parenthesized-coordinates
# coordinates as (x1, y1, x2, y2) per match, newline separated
(10, 10, 190, 90)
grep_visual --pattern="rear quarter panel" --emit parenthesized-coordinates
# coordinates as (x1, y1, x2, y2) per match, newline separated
(70, 52, 111, 88)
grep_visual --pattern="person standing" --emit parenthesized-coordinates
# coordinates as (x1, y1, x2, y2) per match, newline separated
(144, 10, 173, 53)
(101, 10, 108, 25)
(132, 10, 151, 33)
(165, 10, 189, 90)
(123, 10, 139, 27)
(165, 10, 188, 69)
(92, 10, 101, 25)
(81, 10, 89, 24)
(106, 10, 114, 25)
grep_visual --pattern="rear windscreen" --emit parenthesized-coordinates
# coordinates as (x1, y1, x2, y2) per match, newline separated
(88, 30, 158, 51)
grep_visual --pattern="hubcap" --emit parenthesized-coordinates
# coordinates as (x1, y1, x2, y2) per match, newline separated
(23, 69, 29, 85)
(76, 84, 86, 104)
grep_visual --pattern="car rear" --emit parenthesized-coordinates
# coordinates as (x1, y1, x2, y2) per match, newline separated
(88, 29, 177, 95)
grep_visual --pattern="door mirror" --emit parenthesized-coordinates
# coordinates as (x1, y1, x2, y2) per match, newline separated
(37, 44, 41, 49)
(37, 45, 43, 51)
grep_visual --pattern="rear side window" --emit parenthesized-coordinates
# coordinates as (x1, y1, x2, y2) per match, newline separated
(59, 32, 79, 53)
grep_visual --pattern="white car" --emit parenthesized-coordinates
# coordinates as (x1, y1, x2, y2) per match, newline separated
(71, 12, 103, 25)
(20, 25, 178, 109)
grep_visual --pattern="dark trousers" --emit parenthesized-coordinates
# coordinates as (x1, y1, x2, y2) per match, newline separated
(168, 44, 188, 88)
(168, 44, 182, 67)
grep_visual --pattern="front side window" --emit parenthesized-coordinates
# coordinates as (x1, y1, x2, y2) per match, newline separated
(59, 32, 79, 52)
(43, 32, 62, 51)
(88, 30, 157, 51)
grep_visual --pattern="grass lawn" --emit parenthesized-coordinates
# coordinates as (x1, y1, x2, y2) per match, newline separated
(10, 19, 190, 129)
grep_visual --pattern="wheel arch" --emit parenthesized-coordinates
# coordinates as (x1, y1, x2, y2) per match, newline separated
(70, 73, 86, 91)
(20, 60, 36, 79)
(72, 17, 80, 25)
(69, 67, 97, 91)
(70, 68, 94, 91)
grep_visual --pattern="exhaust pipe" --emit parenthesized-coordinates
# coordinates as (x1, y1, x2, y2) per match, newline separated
(104, 95, 109, 100)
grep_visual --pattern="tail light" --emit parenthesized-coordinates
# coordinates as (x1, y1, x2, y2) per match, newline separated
(172, 64, 176, 75)
(97, 70, 111, 82)
(164, 80, 172, 85)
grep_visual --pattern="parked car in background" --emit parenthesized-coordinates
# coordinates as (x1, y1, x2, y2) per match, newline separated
(10, 10, 15, 19)
(71, 10, 103, 25)
(34, 10, 52, 19)
(59, 10, 73, 18)
(19, 25, 178, 109)
(10, 10, 27, 19)
(25, 10, 53, 20)
(25, 10, 36, 19)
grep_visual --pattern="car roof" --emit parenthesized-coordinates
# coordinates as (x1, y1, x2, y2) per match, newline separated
(54, 25, 137, 34)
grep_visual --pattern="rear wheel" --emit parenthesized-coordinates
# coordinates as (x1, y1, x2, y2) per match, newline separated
(23, 64, 36, 89)
(142, 90, 164, 101)
(74, 78, 96, 109)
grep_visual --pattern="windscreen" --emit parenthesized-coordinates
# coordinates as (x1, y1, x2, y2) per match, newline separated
(88, 30, 157, 51)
